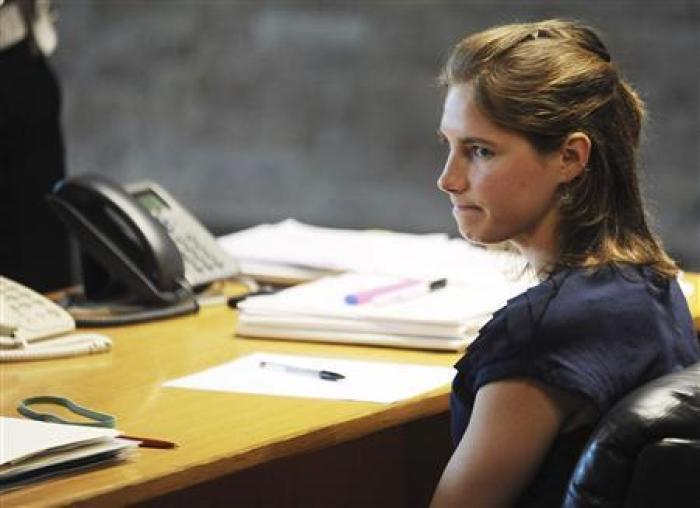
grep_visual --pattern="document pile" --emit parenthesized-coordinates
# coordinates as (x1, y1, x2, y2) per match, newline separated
(218, 218, 525, 285)
(236, 272, 523, 351)
(0, 417, 137, 490)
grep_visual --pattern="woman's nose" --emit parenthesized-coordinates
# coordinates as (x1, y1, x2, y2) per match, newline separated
(437, 153, 468, 194)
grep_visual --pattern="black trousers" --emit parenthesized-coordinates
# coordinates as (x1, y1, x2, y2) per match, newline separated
(0, 38, 72, 292)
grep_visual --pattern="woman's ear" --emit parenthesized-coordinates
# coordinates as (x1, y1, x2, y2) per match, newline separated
(558, 132, 591, 182)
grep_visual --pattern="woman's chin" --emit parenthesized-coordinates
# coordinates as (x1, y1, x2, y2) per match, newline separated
(458, 226, 503, 247)
(459, 227, 486, 245)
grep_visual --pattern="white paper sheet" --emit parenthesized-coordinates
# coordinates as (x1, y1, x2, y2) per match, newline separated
(163, 353, 456, 404)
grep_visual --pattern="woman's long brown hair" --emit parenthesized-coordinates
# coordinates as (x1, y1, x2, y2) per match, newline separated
(440, 19, 677, 278)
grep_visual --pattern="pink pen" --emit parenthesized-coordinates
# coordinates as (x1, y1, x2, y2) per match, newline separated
(344, 279, 421, 305)
(343, 279, 449, 305)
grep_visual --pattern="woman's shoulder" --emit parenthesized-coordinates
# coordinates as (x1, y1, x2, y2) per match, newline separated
(454, 263, 698, 411)
(544, 263, 687, 332)
(463, 263, 693, 361)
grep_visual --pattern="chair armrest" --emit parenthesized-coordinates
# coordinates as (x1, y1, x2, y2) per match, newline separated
(624, 438, 700, 508)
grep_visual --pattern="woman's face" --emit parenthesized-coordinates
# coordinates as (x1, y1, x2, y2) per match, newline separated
(437, 83, 564, 255)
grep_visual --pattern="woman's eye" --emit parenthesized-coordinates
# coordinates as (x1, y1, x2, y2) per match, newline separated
(469, 146, 493, 159)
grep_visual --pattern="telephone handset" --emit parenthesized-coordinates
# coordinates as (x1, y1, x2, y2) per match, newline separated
(47, 174, 240, 325)
(0, 276, 112, 362)
(48, 174, 189, 306)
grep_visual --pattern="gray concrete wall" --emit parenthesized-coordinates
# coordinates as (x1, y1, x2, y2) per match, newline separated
(52, 1, 700, 269)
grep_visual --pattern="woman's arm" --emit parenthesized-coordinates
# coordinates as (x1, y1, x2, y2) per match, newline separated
(431, 378, 580, 507)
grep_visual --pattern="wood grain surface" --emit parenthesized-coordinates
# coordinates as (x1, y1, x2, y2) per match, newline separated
(0, 284, 460, 507)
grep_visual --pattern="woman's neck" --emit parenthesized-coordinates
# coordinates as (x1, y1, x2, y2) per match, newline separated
(511, 206, 562, 279)
(513, 240, 559, 281)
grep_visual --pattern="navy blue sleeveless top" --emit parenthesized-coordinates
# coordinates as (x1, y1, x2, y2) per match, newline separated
(450, 264, 700, 507)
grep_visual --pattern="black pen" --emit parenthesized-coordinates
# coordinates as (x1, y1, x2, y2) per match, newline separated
(227, 285, 279, 309)
(259, 361, 345, 381)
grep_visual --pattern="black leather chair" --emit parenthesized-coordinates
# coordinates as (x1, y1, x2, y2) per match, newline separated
(563, 361, 700, 508)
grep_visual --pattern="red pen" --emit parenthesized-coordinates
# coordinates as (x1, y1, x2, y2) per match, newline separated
(118, 434, 177, 449)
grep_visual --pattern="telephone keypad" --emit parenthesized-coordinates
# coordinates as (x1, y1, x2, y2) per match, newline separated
(126, 181, 240, 288)
(0, 276, 75, 339)
(174, 233, 225, 275)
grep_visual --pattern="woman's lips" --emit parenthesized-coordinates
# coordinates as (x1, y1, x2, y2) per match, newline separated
(454, 204, 480, 211)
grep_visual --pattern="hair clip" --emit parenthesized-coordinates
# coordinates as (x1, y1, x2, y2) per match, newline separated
(523, 29, 551, 44)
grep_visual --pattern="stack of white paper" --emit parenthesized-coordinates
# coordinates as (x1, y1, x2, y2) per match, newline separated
(0, 417, 137, 490)
(218, 218, 527, 285)
(236, 272, 525, 351)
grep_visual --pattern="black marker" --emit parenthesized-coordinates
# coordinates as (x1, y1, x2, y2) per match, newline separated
(227, 285, 279, 309)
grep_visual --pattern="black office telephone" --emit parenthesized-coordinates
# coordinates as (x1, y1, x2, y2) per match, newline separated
(47, 174, 239, 325)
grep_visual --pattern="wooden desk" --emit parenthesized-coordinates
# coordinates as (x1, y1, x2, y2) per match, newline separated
(3, 272, 699, 507)
(1, 298, 459, 507)
(684, 272, 700, 331)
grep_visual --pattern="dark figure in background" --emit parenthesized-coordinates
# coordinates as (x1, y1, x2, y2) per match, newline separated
(0, 0, 72, 292)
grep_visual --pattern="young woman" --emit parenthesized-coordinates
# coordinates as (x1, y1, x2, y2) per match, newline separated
(430, 19, 700, 507)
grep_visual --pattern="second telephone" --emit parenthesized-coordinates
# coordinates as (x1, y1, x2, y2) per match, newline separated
(47, 174, 239, 321)
(0, 276, 112, 362)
